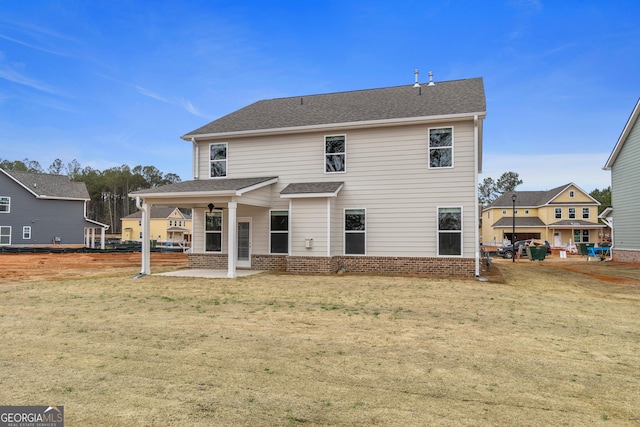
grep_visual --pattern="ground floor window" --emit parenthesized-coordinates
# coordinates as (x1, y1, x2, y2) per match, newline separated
(345, 209, 366, 255)
(438, 207, 462, 256)
(0, 226, 10, 245)
(574, 229, 590, 243)
(205, 212, 223, 252)
(270, 210, 288, 254)
(22, 226, 31, 239)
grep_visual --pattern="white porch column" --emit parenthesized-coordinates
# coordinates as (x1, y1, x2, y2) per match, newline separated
(141, 201, 151, 275)
(100, 227, 106, 250)
(90, 227, 96, 248)
(227, 201, 237, 278)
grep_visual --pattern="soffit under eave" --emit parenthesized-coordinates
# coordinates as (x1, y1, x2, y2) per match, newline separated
(182, 112, 487, 141)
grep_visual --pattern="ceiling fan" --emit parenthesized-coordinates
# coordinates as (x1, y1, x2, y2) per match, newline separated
(207, 203, 226, 213)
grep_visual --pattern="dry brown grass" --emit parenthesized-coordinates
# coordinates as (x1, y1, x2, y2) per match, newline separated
(0, 254, 639, 426)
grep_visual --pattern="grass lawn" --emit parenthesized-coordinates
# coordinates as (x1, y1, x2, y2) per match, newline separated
(1, 261, 639, 425)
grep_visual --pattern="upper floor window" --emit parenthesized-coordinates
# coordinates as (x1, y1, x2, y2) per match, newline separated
(569, 190, 575, 198)
(325, 135, 346, 173)
(438, 207, 462, 256)
(429, 127, 453, 168)
(0, 196, 9, 213)
(524, 210, 530, 215)
(502, 210, 507, 215)
(210, 143, 228, 178)
(555, 208, 562, 219)
(582, 208, 589, 219)
(568, 208, 576, 219)
(23, 226, 31, 239)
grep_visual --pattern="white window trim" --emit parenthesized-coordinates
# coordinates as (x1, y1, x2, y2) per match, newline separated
(0, 196, 10, 213)
(344, 208, 366, 256)
(269, 210, 289, 255)
(582, 207, 590, 219)
(569, 191, 575, 198)
(204, 211, 224, 253)
(23, 226, 31, 240)
(0, 226, 10, 245)
(428, 126, 454, 169)
(324, 134, 347, 174)
(209, 142, 228, 179)
(568, 207, 576, 219)
(555, 208, 562, 219)
(437, 206, 463, 257)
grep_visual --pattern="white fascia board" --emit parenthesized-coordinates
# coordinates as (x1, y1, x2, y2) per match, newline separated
(604, 98, 640, 170)
(235, 177, 279, 195)
(182, 112, 487, 141)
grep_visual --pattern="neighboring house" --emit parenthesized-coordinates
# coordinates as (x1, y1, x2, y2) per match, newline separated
(0, 169, 109, 248)
(603, 98, 640, 262)
(481, 183, 604, 248)
(121, 206, 191, 247)
(130, 75, 486, 277)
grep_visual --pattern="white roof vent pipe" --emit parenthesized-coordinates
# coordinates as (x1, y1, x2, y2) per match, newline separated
(428, 71, 435, 86)
(413, 69, 420, 88)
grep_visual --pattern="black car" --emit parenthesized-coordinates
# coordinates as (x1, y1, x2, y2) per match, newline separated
(497, 239, 552, 259)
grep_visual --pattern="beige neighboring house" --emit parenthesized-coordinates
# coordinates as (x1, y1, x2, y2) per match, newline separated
(130, 74, 487, 278)
(121, 206, 191, 247)
(482, 183, 604, 249)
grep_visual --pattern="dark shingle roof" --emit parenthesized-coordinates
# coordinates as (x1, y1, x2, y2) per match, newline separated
(492, 217, 547, 228)
(486, 183, 599, 209)
(183, 78, 485, 137)
(129, 177, 278, 196)
(122, 206, 189, 220)
(3, 169, 89, 200)
(280, 182, 344, 196)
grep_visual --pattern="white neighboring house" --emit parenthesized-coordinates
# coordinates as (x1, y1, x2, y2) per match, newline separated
(603, 97, 640, 262)
(130, 75, 487, 277)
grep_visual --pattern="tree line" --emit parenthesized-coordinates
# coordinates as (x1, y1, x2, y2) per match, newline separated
(0, 158, 181, 234)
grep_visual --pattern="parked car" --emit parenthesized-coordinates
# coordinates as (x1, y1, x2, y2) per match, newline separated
(498, 239, 552, 259)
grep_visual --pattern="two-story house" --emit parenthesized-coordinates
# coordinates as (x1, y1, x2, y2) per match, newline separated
(121, 206, 191, 247)
(481, 183, 604, 249)
(130, 75, 486, 277)
(603, 97, 640, 262)
(0, 169, 108, 249)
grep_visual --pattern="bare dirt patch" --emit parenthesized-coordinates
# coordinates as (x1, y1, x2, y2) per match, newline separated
(0, 252, 188, 283)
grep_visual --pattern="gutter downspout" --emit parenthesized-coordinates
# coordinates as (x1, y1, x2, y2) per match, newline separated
(474, 115, 481, 278)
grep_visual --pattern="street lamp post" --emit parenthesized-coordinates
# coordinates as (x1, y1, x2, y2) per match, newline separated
(512, 193, 517, 263)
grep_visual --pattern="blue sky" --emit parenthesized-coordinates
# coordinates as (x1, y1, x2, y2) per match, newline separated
(1, 1, 638, 192)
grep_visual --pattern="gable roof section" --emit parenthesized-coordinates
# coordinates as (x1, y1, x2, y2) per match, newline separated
(486, 183, 599, 209)
(1, 169, 89, 200)
(122, 206, 190, 220)
(280, 182, 344, 198)
(129, 176, 278, 197)
(604, 97, 640, 170)
(182, 77, 486, 138)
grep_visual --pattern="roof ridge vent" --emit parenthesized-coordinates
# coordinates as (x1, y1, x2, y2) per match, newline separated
(428, 71, 435, 86)
(413, 69, 420, 88)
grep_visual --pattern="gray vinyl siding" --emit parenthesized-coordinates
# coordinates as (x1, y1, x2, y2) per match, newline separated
(611, 117, 640, 250)
(0, 173, 88, 245)
(195, 120, 478, 258)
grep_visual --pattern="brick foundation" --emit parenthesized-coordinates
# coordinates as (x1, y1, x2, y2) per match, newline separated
(188, 253, 476, 277)
(612, 249, 640, 263)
